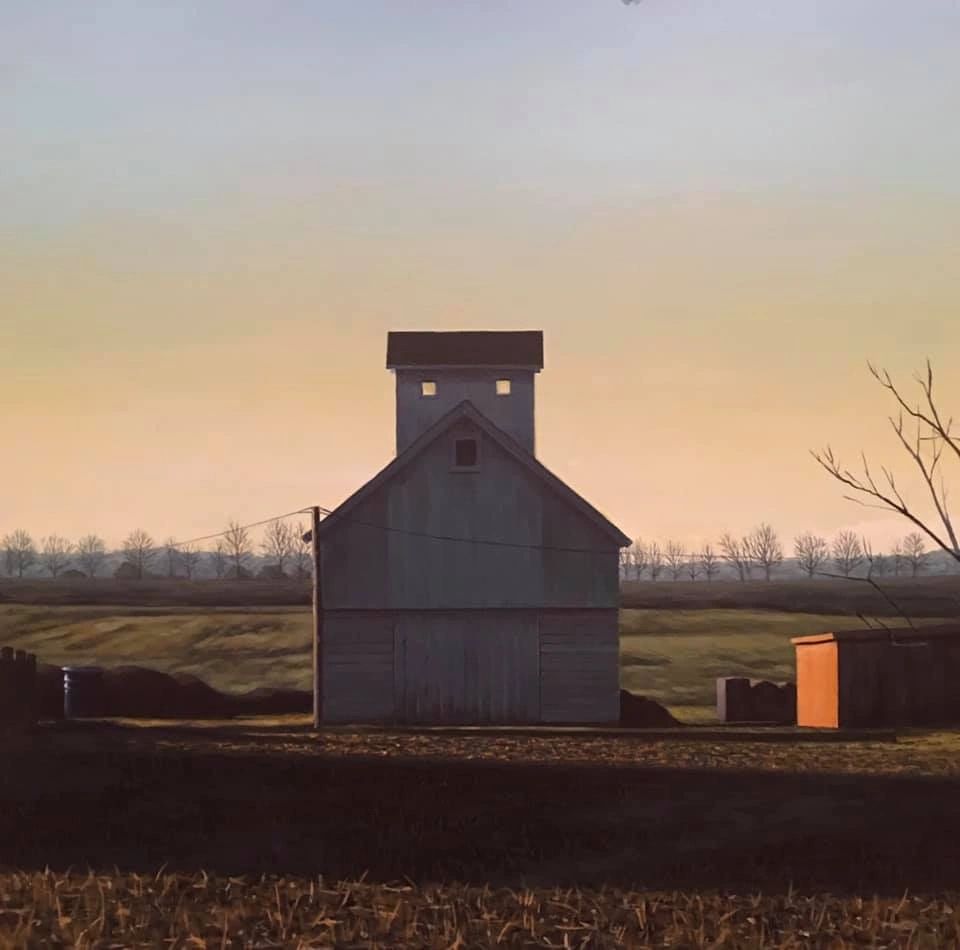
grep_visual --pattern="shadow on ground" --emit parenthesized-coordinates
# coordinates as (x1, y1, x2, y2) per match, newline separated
(2, 721, 959, 895)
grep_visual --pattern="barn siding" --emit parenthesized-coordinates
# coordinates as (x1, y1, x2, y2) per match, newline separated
(322, 613, 395, 723)
(538, 610, 620, 724)
(320, 608, 619, 725)
(322, 426, 619, 611)
(393, 612, 540, 724)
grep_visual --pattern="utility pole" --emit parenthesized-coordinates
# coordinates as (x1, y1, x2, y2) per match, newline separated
(310, 505, 323, 728)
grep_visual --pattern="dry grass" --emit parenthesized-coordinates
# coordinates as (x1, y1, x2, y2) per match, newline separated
(0, 870, 957, 948)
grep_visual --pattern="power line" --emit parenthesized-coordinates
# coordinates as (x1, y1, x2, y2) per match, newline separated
(317, 513, 621, 556)
(170, 507, 315, 549)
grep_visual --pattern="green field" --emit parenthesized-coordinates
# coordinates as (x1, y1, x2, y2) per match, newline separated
(3, 604, 952, 720)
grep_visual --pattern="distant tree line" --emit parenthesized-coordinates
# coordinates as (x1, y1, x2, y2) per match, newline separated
(619, 525, 940, 583)
(0, 520, 312, 582)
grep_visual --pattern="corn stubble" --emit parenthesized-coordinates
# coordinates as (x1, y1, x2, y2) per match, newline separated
(0, 871, 957, 948)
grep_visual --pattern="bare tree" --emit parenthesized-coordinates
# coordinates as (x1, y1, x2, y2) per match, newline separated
(224, 521, 252, 578)
(872, 551, 890, 577)
(812, 359, 960, 567)
(163, 537, 180, 579)
(40, 535, 73, 578)
(76, 534, 107, 577)
(745, 523, 783, 581)
(793, 532, 829, 579)
(891, 540, 905, 576)
(686, 554, 701, 581)
(291, 522, 312, 580)
(179, 544, 202, 580)
(619, 547, 631, 581)
(2, 529, 36, 578)
(629, 540, 647, 580)
(902, 531, 929, 577)
(719, 532, 752, 582)
(646, 541, 664, 582)
(699, 544, 720, 581)
(210, 541, 227, 579)
(262, 519, 295, 577)
(861, 537, 877, 579)
(832, 530, 863, 577)
(122, 529, 156, 580)
(664, 540, 685, 581)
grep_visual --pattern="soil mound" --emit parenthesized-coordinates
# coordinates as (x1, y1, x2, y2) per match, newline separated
(619, 689, 682, 727)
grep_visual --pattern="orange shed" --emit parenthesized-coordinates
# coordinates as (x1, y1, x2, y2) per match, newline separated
(792, 625, 960, 729)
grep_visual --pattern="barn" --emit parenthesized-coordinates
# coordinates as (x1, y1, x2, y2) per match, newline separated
(314, 330, 630, 725)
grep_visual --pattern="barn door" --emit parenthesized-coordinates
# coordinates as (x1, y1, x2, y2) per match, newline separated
(394, 614, 540, 724)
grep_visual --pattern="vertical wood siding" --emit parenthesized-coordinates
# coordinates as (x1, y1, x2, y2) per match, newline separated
(538, 611, 619, 724)
(394, 613, 540, 724)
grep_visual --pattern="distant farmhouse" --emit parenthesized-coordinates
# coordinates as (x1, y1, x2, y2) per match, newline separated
(314, 331, 630, 724)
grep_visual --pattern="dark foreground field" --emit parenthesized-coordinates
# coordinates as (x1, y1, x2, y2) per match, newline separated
(2, 720, 960, 945)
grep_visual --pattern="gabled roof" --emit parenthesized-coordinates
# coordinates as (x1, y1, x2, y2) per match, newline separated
(316, 400, 630, 548)
(386, 331, 544, 369)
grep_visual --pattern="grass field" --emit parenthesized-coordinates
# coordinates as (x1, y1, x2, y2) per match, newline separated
(2, 603, 955, 720)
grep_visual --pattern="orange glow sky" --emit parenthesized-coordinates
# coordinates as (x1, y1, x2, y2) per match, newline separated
(4, 2, 959, 554)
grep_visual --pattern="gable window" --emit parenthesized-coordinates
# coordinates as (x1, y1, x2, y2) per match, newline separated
(453, 437, 479, 470)
(421, 380, 437, 397)
(495, 378, 511, 396)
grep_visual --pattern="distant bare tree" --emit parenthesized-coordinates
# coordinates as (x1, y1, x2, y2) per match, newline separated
(211, 541, 227, 579)
(832, 530, 863, 577)
(793, 532, 829, 579)
(664, 540, 685, 581)
(2, 529, 36, 577)
(291, 521, 312, 580)
(629, 540, 647, 580)
(262, 520, 295, 577)
(745, 523, 783, 581)
(812, 359, 959, 567)
(76, 534, 107, 578)
(40, 535, 73, 578)
(891, 540, 905, 576)
(902, 531, 929, 577)
(619, 548, 631, 580)
(861, 537, 877, 579)
(122, 529, 156, 580)
(224, 521, 252, 578)
(686, 554, 701, 581)
(873, 551, 890, 577)
(163, 537, 180, 578)
(646, 541, 664, 582)
(699, 544, 720, 581)
(179, 544, 202, 580)
(719, 532, 752, 582)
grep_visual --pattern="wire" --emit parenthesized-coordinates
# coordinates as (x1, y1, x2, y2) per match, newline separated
(170, 508, 315, 548)
(325, 514, 621, 556)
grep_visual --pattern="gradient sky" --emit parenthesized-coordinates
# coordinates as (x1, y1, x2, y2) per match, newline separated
(3, 0, 959, 555)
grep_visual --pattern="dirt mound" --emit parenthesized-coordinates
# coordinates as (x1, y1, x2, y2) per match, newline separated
(619, 689, 682, 728)
(34, 664, 311, 719)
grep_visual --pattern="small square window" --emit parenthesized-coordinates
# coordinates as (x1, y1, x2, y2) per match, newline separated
(421, 380, 437, 397)
(496, 379, 511, 396)
(454, 438, 478, 469)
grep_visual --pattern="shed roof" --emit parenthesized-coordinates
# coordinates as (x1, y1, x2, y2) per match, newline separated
(386, 331, 544, 369)
(314, 399, 630, 549)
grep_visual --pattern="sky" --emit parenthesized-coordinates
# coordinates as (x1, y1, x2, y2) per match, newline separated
(3, 0, 960, 555)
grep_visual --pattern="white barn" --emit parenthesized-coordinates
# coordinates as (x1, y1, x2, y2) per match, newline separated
(315, 330, 630, 724)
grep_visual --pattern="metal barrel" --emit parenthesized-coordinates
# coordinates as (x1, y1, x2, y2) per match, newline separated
(62, 666, 106, 719)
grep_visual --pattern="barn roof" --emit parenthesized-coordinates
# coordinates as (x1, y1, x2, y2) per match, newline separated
(386, 331, 544, 369)
(315, 400, 630, 548)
